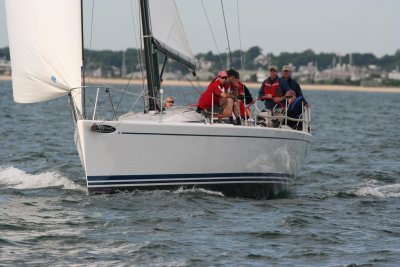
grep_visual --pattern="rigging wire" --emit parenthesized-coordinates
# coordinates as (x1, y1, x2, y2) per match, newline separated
(200, 0, 224, 69)
(236, 0, 244, 71)
(184, 75, 203, 96)
(194, 74, 204, 94)
(114, 0, 146, 113)
(220, 0, 232, 68)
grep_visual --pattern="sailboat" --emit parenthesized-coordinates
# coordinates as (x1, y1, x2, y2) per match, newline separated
(5, 0, 312, 199)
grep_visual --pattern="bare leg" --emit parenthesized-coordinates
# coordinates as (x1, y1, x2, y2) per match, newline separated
(233, 100, 241, 118)
(233, 99, 242, 124)
(217, 97, 233, 121)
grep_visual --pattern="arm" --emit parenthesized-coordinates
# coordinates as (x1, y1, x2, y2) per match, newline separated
(243, 84, 253, 103)
(273, 78, 289, 102)
(279, 78, 290, 94)
(258, 80, 271, 100)
(258, 80, 266, 99)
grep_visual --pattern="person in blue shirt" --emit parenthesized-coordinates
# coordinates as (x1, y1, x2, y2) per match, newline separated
(285, 90, 306, 130)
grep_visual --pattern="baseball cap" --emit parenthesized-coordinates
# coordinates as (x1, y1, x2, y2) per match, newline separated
(286, 90, 296, 98)
(282, 65, 292, 71)
(269, 65, 278, 71)
(217, 71, 228, 77)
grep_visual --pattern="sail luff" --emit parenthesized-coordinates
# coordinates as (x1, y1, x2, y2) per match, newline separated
(80, 0, 86, 118)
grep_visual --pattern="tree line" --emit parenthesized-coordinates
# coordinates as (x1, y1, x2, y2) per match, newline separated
(1, 46, 400, 74)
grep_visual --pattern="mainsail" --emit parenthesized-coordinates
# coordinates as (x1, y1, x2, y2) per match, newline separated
(149, 0, 199, 70)
(5, 0, 82, 110)
(149, 0, 193, 60)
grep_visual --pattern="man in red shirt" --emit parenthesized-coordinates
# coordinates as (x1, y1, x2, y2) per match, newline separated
(226, 69, 254, 123)
(197, 71, 234, 122)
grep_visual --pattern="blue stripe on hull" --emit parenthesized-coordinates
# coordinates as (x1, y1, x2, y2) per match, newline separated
(87, 172, 293, 188)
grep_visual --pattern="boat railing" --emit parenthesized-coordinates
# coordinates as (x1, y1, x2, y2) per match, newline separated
(253, 97, 311, 134)
(70, 86, 151, 121)
(204, 95, 310, 133)
(69, 86, 311, 133)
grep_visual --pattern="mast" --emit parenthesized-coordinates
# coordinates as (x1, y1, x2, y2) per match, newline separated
(140, 0, 160, 111)
(80, 0, 86, 118)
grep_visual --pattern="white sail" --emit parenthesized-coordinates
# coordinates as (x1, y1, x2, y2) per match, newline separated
(5, 0, 82, 108)
(149, 0, 194, 60)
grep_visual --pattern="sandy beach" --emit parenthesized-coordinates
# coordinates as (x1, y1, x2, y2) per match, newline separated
(1, 75, 400, 93)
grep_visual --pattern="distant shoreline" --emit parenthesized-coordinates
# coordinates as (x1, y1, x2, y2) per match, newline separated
(2, 75, 400, 93)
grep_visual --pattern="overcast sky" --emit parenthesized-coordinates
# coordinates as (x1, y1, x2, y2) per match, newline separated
(1, 0, 399, 57)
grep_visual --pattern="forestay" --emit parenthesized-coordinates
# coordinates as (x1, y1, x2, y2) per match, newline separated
(148, 0, 194, 61)
(5, 0, 82, 110)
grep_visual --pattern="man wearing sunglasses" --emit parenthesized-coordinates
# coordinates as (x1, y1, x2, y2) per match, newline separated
(197, 70, 235, 122)
(285, 89, 307, 130)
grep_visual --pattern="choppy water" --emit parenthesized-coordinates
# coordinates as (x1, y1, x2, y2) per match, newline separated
(1, 80, 399, 266)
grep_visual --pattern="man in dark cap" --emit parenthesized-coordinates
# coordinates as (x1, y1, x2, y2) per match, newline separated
(257, 65, 290, 127)
(226, 69, 253, 122)
(258, 65, 289, 112)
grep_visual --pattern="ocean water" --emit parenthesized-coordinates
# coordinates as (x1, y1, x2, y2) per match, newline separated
(0, 80, 399, 266)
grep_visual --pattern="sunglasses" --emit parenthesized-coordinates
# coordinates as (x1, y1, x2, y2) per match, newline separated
(219, 76, 228, 80)
(269, 69, 277, 72)
(167, 101, 174, 103)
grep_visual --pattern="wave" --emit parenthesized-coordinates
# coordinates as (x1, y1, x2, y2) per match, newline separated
(173, 186, 224, 197)
(354, 180, 400, 198)
(0, 166, 84, 191)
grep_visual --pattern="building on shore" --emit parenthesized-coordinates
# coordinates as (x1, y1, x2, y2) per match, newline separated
(0, 57, 11, 75)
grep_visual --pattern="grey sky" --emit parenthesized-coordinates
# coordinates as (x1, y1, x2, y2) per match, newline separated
(1, 0, 399, 56)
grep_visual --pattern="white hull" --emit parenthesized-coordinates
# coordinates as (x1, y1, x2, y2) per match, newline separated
(5, 0, 312, 199)
(75, 118, 311, 198)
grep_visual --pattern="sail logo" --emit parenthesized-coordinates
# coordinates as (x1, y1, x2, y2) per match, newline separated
(51, 76, 57, 83)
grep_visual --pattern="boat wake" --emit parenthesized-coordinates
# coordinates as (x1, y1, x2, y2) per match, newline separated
(354, 180, 400, 198)
(173, 186, 224, 197)
(0, 166, 84, 191)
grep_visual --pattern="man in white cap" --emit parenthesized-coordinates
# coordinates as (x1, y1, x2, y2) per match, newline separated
(281, 65, 308, 104)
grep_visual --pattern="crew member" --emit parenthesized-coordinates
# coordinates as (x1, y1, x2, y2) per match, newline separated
(226, 69, 253, 121)
(163, 96, 174, 108)
(285, 90, 306, 130)
(197, 71, 234, 122)
(281, 65, 308, 105)
(258, 65, 289, 113)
